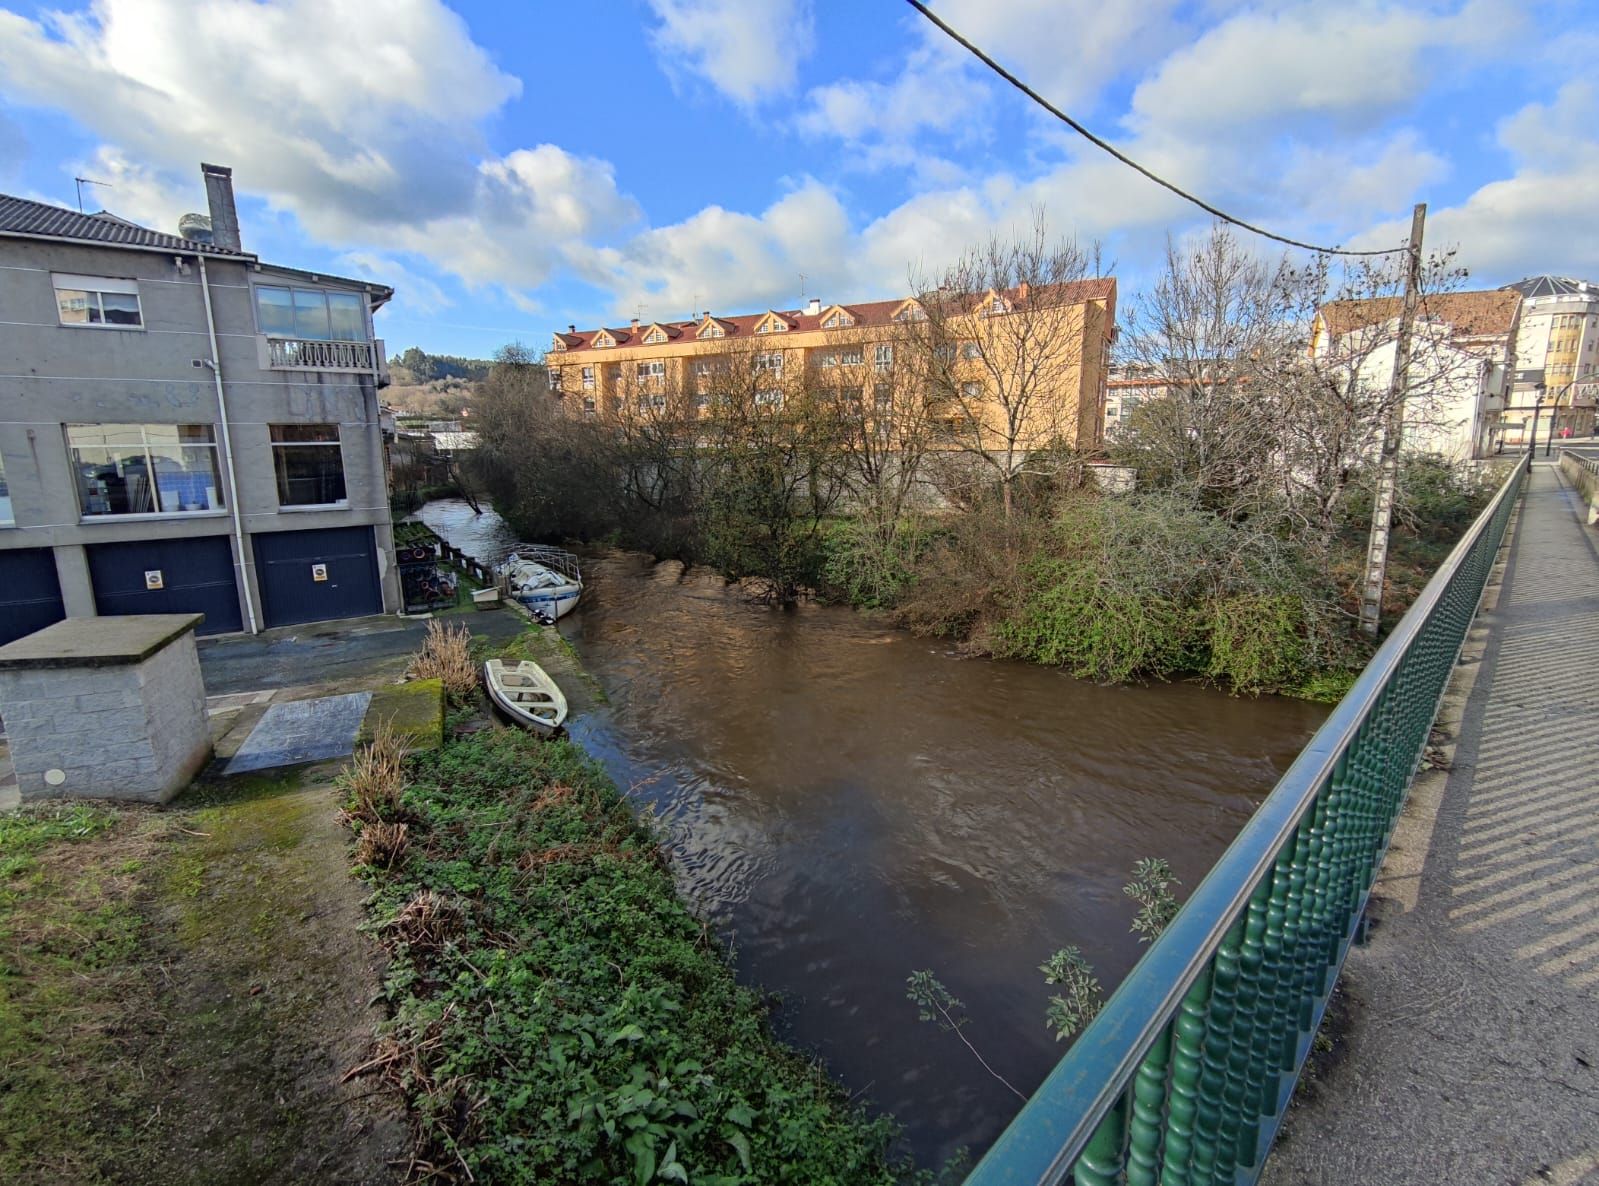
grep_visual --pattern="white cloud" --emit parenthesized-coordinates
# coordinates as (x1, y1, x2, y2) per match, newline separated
(588, 179, 854, 319)
(799, 34, 975, 149)
(338, 251, 451, 316)
(1129, 0, 1518, 134)
(645, 0, 814, 106)
(1350, 82, 1599, 281)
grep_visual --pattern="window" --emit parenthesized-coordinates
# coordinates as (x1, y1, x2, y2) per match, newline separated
(582, 366, 595, 388)
(817, 351, 838, 368)
(961, 340, 982, 359)
(594, 331, 616, 348)
(874, 344, 894, 371)
(874, 382, 893, 409)
(961, 381, 982, 400)
(255, 285, 365, 341)
(753, 352, 783, 373)
(757, 317, 787, 334)
(270, 424, 346, 506)
(636, 360, 666, 381)
(822, 311, 853, 328)
(582, 397, 597, 417)
(68, 424, 222, 517)
(694, 393, 711, 410)
(839, 348, 863, 366)
(695, 360, 714, 377)
(548, 368, 562, 393)
(54, 274, 142, 328)
(699, 322, 725, 339)
(893, 304, 926, 322)
(644, 328, 667, 344)
(754, 389, 783, 406)
(0, 455, 11, 525)
(607, 365, 623, 382)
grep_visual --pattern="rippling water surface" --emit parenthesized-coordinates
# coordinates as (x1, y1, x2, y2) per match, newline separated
(423, 503, 1328, 1169)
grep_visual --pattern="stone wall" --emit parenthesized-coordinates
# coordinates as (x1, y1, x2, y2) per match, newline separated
(0, 620, 211, 803)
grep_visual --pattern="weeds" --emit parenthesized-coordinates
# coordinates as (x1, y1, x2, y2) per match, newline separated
(408, 619, 477, 701)
(338, 722, 408, 825)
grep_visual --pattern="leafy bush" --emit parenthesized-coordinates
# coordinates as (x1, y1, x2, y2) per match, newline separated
(353, 729, 921, 1185)
(819, 519, 934, 610)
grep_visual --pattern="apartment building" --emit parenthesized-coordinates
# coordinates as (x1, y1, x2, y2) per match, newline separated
(545, 280, 1117, 451)
(1502, 276, 1599, 443)
(0, 163, 398, 646)
(1310, 288, 1523, 459)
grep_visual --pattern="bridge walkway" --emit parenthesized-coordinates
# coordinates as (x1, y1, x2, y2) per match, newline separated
(1262, 461, 1599, 1185)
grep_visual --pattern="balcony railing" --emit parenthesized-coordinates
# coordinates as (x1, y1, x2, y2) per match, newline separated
(264, 337, 378, 371)
(966, 453, 1528, 1186)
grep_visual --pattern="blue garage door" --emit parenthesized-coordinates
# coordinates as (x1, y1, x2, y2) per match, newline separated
(0, 548, 67, 645)
(253, 526, 382, 628)
(87, 536, 242, 635)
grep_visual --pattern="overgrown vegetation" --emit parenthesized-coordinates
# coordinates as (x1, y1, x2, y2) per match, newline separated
(345, 727, 924, 1184)
(407, 619, 476, 701)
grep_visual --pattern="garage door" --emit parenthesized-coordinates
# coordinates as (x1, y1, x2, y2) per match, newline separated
(86, 535, 242, 635)
(0, 548, 66, 646)
(252, 526, 382, 628)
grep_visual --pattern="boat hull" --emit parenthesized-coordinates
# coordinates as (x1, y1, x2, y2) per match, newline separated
(483, 659, 568, 736)
(510, 584, 582, 620)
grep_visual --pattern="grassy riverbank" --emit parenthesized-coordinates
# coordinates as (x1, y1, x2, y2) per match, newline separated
(345, 724, 921, 1184)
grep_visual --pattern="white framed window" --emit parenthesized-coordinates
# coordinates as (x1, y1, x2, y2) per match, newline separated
(548, 368, 563, 393)
(270, 424, 346, 507)
(594, 331, 616, 348)
(582, 396, 597, 416)
(817, 351, 837, 368)
(582, 366, 595, 388)
(874, 382, 893, 409)
(893, 304, 926, 322)
(0, 454, 12, 525)
(961, 340, 982, 359)
(698, 322, 725, 339)
(255, 284, 365, 341)
(694, 393, 711, 410)
(874, 344, 894, 371)
(636, 360, 667, 380)
(839, 348, 863, 366)
(754, 389, 783, 406)
(961, 380, 982, 400)
(68, 424, 222, 517)
(53, 274, 142, 329)
(644, 328, 667, 344)
(757, 317, 787, 334)
(753, 352, 783, 373)
(822, 311, 853, 328)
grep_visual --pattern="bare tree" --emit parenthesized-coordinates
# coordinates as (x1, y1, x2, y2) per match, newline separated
(908, 215, 1106, 518)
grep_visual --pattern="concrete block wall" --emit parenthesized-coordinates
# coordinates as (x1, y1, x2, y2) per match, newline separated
(0, 633, 210, 803)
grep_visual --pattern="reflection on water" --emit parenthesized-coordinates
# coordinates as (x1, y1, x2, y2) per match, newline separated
(421, 503, 1328, 1169)
(410, 498, 524, 565)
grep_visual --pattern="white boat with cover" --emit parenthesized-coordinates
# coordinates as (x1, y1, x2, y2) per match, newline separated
(483, 658, 568, 735)
(495, 545, 583, 621)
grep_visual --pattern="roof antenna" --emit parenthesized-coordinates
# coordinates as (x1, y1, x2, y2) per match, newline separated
(74, 177, 111, 213)
(799, 272, 806, 307)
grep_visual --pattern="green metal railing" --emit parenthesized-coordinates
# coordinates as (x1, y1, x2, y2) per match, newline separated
(966, 454, 1528, 1186)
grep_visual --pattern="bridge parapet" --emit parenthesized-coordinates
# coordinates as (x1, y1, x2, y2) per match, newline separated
(967, 453, 1528, 1186)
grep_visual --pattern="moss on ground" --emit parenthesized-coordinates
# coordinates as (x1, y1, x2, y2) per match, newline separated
(362, 678, 446, 750)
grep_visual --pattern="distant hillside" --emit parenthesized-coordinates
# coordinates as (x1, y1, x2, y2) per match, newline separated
(388, 347, 494, 385)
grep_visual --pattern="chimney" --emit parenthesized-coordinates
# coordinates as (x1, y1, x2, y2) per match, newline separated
(807, 298, 821, 316)
(200, 163, 241, 251)
(568, 324, 576, 334)
(631, 317, 640, 333)
(1017, 281, 1030, 303)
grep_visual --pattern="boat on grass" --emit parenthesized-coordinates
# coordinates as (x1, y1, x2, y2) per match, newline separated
(483, 658, 568, 735)
(496, 546, 582, 621)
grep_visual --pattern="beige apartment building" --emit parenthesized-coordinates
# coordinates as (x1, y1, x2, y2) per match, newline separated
(545, 280, 1117, 452)
(1503, 276, 1599, 443)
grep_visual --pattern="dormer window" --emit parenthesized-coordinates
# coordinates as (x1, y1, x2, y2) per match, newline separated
(821, 310, 854, 329)
(643, 327, 667, 345)
(698, 321, 725, 339)
(550, 336, 567, 352)
(756, 313, 789, 334)
(593, 330, 616, 348)
(892, 302, 926, 322)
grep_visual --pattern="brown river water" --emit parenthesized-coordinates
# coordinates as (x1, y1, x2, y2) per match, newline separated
(416, 500, 1329, 1169)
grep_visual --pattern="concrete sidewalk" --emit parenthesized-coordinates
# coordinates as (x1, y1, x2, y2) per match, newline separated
(1264, 462, 1599, 1185)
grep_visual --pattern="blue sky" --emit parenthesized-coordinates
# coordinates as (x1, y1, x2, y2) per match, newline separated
(2, 0, 1596, 359)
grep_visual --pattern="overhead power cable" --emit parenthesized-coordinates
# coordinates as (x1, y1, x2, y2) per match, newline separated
(904, 0, 1402, 258)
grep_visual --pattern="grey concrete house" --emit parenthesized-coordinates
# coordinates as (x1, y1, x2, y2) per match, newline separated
(0, 163, 399, 645)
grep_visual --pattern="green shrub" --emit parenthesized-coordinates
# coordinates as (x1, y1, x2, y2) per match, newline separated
(358, 729, 921, 1185)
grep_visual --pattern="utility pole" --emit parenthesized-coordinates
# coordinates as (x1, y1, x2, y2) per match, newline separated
(1359, 202, 1426, 638)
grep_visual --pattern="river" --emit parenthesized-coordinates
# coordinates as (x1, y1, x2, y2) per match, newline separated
(415, 499, 1328, 1169)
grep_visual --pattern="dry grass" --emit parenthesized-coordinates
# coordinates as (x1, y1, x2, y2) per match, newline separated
(354, 821, 409, 869)
(340, 722, 408, 825)
(408, 620, 477, 700)
(386, 890, 465, 957)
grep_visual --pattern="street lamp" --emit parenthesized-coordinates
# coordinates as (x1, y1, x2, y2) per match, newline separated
(1528, 384, 1546, 461)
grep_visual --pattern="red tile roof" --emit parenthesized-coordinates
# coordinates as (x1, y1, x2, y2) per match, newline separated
(553, 278, 1116, 354)
(1319, 288, 1522, 341)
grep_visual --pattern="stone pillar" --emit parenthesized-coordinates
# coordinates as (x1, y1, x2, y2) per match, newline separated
(0, 614, 211, 803)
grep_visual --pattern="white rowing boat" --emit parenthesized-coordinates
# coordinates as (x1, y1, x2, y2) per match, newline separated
(483, 658, 568, 735)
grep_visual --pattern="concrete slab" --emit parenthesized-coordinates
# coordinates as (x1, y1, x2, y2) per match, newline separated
(224, 692, 373, 775)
